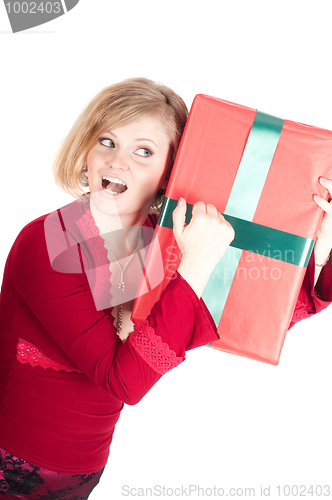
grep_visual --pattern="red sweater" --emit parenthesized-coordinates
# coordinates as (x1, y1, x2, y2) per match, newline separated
(0, 199, 219, 474)
(0, 199, 331, 473)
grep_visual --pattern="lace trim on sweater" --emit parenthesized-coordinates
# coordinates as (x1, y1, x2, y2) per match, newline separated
(291, 299, 309, 323)
(129, 320, 184, 374)
(17, 339, 83, 373)
(75, 206, 156, 314)
(76, 209, 114, 311)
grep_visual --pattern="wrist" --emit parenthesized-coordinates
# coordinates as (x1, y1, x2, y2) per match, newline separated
(177, 259, 213, 298)
(314, 239, 332, 267)
(315, 253, 330, 267)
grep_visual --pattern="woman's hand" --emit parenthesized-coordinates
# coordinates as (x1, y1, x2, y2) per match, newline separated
(172, 198, 235, 297)
(313, 177, 332, 284)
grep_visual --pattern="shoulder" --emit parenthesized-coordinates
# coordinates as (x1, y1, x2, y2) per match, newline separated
(13, 199, 86, 246)
(11, 214, 49, 255)
(9, 199, 87, 273)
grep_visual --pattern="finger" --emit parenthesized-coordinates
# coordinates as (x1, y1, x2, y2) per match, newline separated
(191, 201, 206, 216)
(206, 204, 218, 216)
(313, 194, 332, 214)
(172, 197, 187, 237)
(319, 177, 332, 196)
(217, 212, 227, 224)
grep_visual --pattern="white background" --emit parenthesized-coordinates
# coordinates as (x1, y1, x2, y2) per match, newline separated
(1, 1, 332, 499)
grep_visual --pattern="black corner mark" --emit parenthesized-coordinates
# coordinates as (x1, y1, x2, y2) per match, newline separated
(3, 0, 80, 33)
(64, 0, 79, 12)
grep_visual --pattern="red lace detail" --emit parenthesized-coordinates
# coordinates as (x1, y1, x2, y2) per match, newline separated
(17, 339, 83, 373)
(76, 209, 113, 311)
(75, 205, 156, 320)
(291, 299, 308, 323)
(129, 321, 184, 374)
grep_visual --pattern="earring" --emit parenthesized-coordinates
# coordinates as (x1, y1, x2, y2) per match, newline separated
(157, 193, 165, 209)
(151, 190, 165, 212)
(81, 166, 89, 187)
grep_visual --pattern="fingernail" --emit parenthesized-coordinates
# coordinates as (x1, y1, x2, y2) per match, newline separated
(319, 176, 328, 184)
(178, 197, 184, 207)
(313, 194, 320, 201)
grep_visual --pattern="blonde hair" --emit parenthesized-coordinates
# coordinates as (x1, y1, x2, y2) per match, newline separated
(53, 77, 188, 201)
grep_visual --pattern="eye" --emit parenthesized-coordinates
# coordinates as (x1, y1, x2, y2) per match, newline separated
(98, 137, 115, 148)
(135, 148, 152, 157)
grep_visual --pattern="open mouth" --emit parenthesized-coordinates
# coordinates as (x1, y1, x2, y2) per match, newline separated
(101, 176, 128, 195)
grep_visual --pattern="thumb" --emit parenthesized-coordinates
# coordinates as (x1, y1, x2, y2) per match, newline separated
(172, 197, 187, 238)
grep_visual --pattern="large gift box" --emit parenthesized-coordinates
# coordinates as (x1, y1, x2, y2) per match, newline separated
(132, 95, 332, 364)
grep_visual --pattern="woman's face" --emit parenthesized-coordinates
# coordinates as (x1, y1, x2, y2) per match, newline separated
(86, 115, 171, 223)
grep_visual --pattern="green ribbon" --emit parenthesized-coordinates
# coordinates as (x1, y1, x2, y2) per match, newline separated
(159, 197, 314, 268)
(158, 111, 314, 327)
(224, 111, 284, 221)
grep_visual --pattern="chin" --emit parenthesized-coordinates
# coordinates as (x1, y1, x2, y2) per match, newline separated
(90, 190, 122, 216)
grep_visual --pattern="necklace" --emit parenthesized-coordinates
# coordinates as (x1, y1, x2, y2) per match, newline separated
(104, 228, 142, 337)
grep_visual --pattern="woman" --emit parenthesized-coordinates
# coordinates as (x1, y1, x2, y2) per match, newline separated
(0, 77, 331, 499)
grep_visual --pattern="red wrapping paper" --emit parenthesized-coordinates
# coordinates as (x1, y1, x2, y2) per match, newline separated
(132, 95, 332, 364)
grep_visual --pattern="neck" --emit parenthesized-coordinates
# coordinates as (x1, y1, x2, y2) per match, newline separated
(89, 196, 150, 233)
(89, 197, 147, 261)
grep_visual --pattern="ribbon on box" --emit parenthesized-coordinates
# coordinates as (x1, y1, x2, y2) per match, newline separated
(158, 111, 315, 327)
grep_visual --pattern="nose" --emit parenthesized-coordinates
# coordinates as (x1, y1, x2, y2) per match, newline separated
(109, 149, 129, 171)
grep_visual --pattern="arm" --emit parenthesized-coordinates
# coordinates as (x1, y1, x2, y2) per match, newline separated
(290, 251, 332, 328)
(313, 177, 332, 285)
(173, 198, 235, 298)
(8, 216, 219, 406)
(290, 176, 332, 327)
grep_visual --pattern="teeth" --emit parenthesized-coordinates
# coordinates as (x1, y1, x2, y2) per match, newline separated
(102, 176, 127, 187)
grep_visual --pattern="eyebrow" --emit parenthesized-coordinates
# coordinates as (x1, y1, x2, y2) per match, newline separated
(135, 138, 159, 148)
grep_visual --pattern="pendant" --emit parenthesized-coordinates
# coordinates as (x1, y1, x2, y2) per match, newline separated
(118, 281, 125, 292)
(116, 305, 124, 336)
